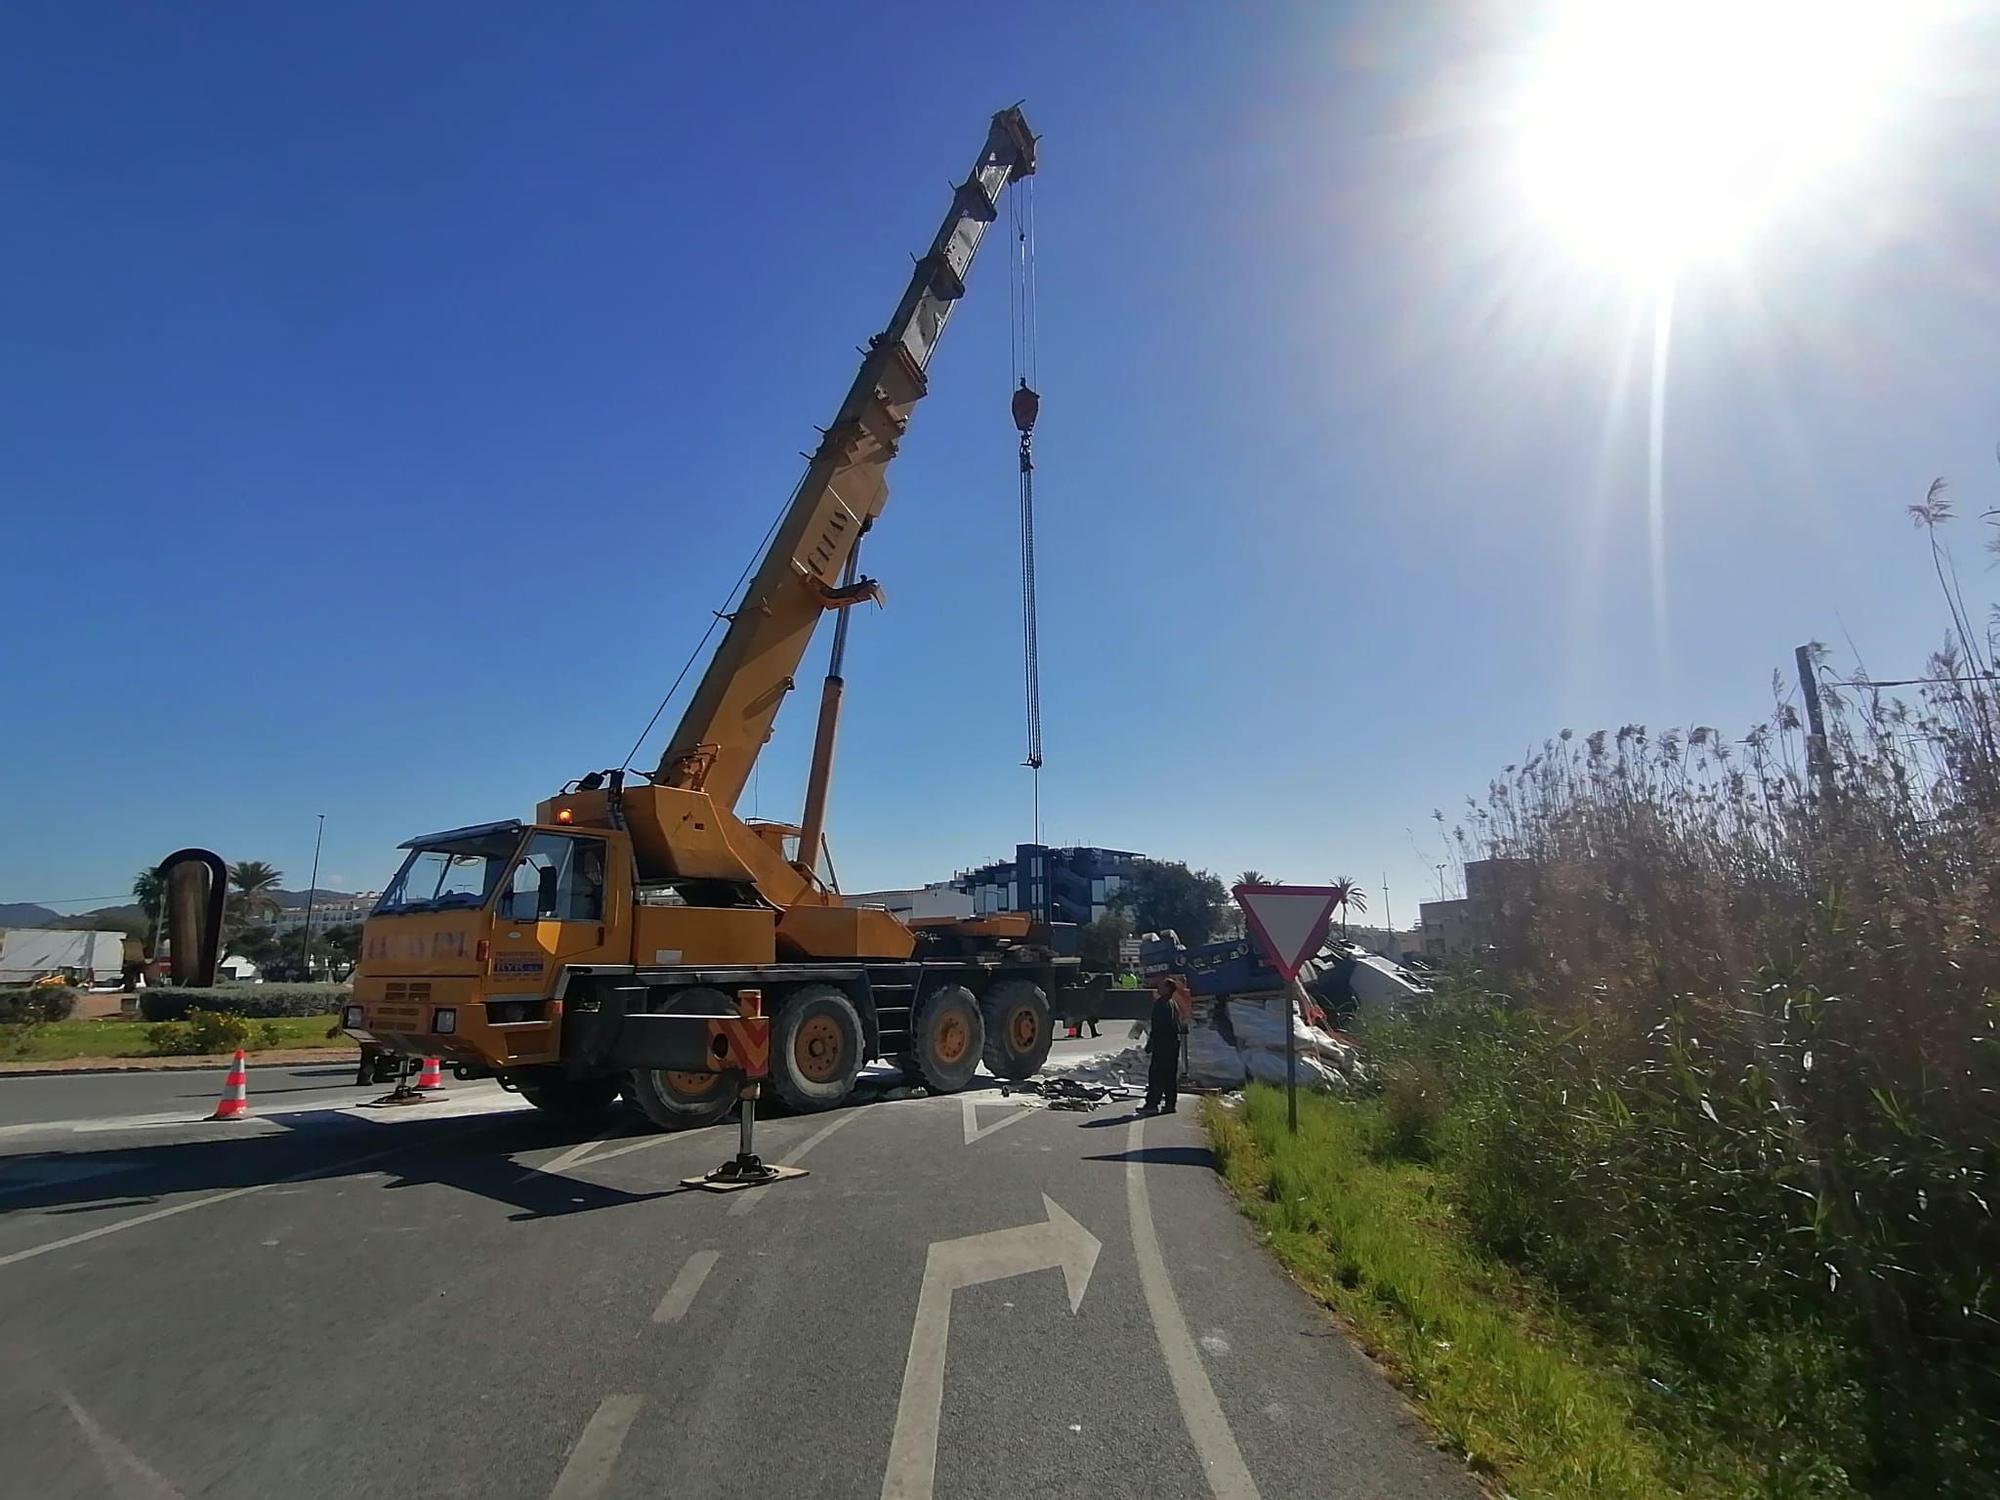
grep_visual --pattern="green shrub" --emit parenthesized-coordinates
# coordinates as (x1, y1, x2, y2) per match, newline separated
(145, 1008, 255, 1056)
(1373, 972, 1998, 1494)
(0, 986, 78, 1024)
(139, 984, 349, 1022)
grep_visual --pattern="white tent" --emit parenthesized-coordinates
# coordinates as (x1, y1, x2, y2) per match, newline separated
(0, 928, 126, 985)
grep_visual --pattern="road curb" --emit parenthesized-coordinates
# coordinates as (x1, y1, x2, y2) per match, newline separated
(0, 1049, 362, 1080)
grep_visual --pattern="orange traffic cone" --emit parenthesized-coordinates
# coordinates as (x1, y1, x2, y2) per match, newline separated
(415, 1056, 446, 1091)
(210, 1049, 250, 1120)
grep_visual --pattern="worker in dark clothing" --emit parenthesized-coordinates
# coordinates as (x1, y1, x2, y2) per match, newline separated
(1142, 975, 1186, 1114)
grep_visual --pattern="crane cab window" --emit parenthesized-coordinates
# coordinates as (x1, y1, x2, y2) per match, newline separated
(500, 834, 607, 923)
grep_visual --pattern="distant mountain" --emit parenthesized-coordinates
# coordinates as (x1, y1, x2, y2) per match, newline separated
(0, 903, 59, 927)
(40, 904, 147, 938)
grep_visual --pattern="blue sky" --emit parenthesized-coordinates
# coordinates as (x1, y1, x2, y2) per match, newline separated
(4, 2, 1996, 923)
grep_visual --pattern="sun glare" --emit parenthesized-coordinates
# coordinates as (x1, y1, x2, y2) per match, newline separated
(1513, 0, 1929, 281)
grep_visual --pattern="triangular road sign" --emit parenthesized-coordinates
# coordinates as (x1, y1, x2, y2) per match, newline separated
(1233, 884, 1341, 981)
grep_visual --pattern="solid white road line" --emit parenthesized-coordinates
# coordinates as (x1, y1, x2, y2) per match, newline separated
(547, 1393, 643, 1500)
(0, 1120, 497, 1272)
(1126, 1116, 1261, 1499)
(0, 1085, 526, 1143)
(652, 1249, 721, 1324)
(726, 1107, 862, 1217)
(959, 1095, 1037, 1145)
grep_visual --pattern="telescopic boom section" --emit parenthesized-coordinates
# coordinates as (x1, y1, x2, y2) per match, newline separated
(655, 107, 1037, 809)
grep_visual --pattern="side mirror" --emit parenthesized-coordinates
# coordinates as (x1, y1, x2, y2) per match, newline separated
(537, 866, 560, 917)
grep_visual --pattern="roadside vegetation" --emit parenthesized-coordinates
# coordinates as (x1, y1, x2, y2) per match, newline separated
(137, 984, 351, 1022)
(1, 1012, 344, 1062)
(0, 983, 349, 1062)
(1209, 1087, 1759, 1499)
(1216, 492, 1999, 1498)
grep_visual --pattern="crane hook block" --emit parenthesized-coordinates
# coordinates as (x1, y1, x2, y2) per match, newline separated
(1011, 379, 1039, 435)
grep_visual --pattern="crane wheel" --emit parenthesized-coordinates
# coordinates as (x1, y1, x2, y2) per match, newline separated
(625, 985, 741, 1131)
(979, 978, 1053, 1080)
(520, 1077, 624, 1127)
(909, 984, 985, 1094)
(767, 984, 864, 1114)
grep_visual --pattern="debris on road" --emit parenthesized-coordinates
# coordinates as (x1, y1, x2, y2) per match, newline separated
(1189, 995, 1364, 1093)
(1043, 1006, 1367, 1097)
(999, 1076, 1129, 1111)
(1040, 1044, 1148, 1091)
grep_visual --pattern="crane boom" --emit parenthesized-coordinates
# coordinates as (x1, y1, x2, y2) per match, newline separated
(348, 104, 1152, 1142)
(655, 106, 1037, 808)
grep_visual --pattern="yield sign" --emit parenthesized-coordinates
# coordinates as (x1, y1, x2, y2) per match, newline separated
(1233, 883, 1341, 981)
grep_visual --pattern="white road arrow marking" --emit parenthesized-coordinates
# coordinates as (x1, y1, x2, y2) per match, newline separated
(959, 1095, 1036, 1145)
(881, 1195, 1101, 1500)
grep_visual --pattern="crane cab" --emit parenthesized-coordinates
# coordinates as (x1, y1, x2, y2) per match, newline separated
(345, 819, 635, 1068)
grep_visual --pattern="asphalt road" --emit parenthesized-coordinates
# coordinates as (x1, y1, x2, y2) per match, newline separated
(0, 1041, 1475, 1500)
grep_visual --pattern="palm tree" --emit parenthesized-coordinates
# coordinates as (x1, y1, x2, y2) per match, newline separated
(228, 860, 285, 921)
(1235, 869, 1273, 889)
(1328, 876, 1369, 935)
(132, 866, 165, 950)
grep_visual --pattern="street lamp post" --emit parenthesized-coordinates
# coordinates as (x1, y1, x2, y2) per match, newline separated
(299, 814, 325, 981)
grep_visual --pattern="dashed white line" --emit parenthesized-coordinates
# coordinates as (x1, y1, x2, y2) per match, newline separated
(727, 1107, 862, 1216)
(1126, 1116, 1260, 1499)
(548, 1393, 643, 1500)
(652, 1249, 721, 1324)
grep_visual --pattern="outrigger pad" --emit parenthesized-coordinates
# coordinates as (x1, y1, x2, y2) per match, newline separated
(681, 1164, 809, 1193)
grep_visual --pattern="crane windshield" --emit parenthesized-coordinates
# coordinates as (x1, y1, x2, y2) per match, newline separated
(374, 829, 521, 915)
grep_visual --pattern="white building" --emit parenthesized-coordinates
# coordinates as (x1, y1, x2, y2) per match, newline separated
(262, 893, 379, 932)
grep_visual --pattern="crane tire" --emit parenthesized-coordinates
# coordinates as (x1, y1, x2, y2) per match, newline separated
(980, 978, 1053, 1080)
(767, 984, 865, 1114)
(520, 1077, 623, 1128)
(909, 984, 985, 1094)
(625, 985, 740, 1131)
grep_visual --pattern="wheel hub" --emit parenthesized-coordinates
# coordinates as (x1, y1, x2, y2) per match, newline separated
(795, 1014, 846, 1083)
(935, 1014, 968, 1065)
(1009, 1006, 1039, 1050)
(663, 1068, 721, 1097)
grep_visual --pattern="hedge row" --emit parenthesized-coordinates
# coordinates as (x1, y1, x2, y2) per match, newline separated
(0, 986, 79, 1024)
(139, 984, 351, 1021)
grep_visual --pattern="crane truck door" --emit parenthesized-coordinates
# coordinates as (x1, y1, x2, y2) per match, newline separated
(488, 831, 625, 992)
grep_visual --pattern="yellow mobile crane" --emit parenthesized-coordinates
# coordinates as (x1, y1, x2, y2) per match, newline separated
(341, 107, 1124, 1127)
